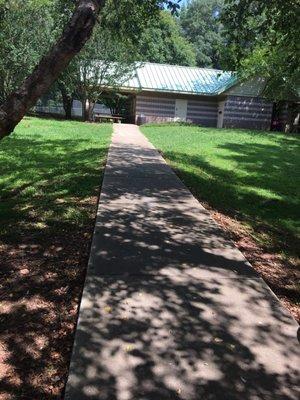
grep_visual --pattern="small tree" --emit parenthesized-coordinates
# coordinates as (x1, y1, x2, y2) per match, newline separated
(76, 26, 137, 121)
(101, 92, 130, 116)
(56, 63, 79, 119)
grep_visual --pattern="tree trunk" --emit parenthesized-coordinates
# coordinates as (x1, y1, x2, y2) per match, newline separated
(82, 99, 88, 121)
(0, 0, 106, 140)
(82, 99, 95, 122)
(59, 84, 73, 120)
(88, 101, 95, 122)
(64, 97, 73, 120)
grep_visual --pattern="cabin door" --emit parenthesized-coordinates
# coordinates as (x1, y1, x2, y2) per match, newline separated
(175, 99, 187, 121)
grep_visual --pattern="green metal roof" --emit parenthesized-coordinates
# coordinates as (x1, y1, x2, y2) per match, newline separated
(125, 62, 237, 95)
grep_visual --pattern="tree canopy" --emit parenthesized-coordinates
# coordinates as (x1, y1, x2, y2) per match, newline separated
(221, 0, 300, 100)
(0, 0, 59, 103)
(138, 11, 196, 66)
(179, 0, 224, 68)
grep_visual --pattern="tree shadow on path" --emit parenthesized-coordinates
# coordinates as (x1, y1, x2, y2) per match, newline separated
(65, 142, 300, 400)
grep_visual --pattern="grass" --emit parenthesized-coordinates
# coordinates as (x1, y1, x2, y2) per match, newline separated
(0, 117, 111, 239)
(0, 117, 112, 399)
(142, 124, 300, 257)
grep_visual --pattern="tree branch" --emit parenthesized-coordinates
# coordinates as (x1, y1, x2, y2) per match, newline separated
(0, 0, 106, 139)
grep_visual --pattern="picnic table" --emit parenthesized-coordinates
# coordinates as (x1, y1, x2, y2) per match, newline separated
(94, 113, 124, 123)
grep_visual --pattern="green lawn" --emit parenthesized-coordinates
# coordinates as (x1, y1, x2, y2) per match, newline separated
(0, 117, 111, 240)
(142, 124, 300, 256)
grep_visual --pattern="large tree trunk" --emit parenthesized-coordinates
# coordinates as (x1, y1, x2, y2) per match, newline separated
(0, 0, 105, 140)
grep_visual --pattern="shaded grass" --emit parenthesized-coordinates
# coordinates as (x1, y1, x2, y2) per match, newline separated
(0, 117, 112, 399)
(142, 124, 300, 257)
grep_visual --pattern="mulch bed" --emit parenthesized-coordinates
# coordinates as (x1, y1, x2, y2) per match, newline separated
(0, 196, 98, 400)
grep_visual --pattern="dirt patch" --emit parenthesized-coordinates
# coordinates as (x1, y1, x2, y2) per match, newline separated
(209, 208, 300, 323)
(0, 196, 98, 400)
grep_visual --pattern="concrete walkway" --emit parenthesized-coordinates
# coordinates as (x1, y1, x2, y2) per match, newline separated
(65, 124, 299, 400)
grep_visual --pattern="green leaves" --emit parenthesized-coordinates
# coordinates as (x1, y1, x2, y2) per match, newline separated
(221, 0, 300, 100)
(0, 1, 61, 104)
(179, 0, 225, 68)
(137, 11, 196, 66)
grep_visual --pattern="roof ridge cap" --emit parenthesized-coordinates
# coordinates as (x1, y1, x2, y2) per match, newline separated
(141, 62, 230, 74)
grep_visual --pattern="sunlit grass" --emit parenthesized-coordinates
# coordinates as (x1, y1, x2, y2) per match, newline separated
(0, 117, 112, 240)
(142, 124, 300, 255)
